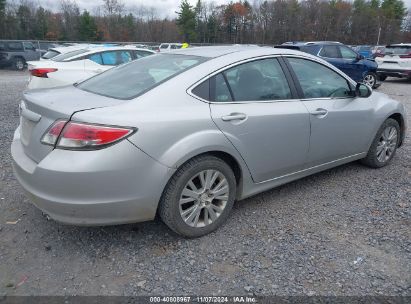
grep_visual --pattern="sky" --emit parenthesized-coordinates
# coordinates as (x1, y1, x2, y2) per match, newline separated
(35, 0, 411, 19)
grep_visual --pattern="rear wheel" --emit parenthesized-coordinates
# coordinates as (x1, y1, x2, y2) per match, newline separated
(361, 118, 400, 168)
(159, 155, 236, 238)
(13, 57, 25, 71)
(363, 72, 378, 88)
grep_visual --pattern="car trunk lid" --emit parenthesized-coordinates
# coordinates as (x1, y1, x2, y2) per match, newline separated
(20, 86, 125, 163)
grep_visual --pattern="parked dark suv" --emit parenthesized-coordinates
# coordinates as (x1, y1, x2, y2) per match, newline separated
(0, 41, 41, 70)
(276, 42, 380, 88)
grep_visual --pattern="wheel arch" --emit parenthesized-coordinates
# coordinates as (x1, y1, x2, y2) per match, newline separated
(165, 149, 250, 201)
(12, 55, 26, 62)
(388, 112, 405, 147)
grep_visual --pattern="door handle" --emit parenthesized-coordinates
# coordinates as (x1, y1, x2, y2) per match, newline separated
(221, 113, 247, 122)
(311, 108, 328, 116)
(93, 69, 103, 73)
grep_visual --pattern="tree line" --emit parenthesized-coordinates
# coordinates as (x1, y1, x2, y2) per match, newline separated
(0, 0, 410, 45)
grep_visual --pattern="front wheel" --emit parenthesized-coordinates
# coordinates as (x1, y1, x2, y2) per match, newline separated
(159, 155, 236, 238)
(363, 72, 378, 89)
(361, 118, 400, 168)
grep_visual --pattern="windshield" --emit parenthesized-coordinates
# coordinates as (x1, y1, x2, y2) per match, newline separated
(78, 54, 207, 99)
(385, 46, 411, 55)
(52, 49, 88, 62)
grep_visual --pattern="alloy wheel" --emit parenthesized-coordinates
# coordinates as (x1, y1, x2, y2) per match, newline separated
(179, 169, 229, 228)
(15, 60, 24, 70)
(376, 126, 397, 163)
(364, 74, 376, 87)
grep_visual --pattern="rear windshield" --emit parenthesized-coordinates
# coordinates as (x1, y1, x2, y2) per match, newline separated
(385, 46, 411, 55)
(42, 50, 60, 59)
(52, 49, 88, 61)
(78, 54, 207, 99)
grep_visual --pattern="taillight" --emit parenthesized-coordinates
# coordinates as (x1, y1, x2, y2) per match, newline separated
(399, 53, 411, 58)
(41, 121, 135, 150)
(375, 53, 384, 57)
(30, 68, 58, 78)
(41, 120, 67, 145)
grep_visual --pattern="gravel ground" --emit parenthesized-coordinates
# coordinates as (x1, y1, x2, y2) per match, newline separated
(0, 70, 410, 297)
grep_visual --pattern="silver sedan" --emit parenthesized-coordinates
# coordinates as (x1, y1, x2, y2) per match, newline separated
(12, 46, 407, 237)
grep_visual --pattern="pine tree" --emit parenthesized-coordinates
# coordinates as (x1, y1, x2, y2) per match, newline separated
(176, 0, 197, 43)
(79, 10, 97, 41)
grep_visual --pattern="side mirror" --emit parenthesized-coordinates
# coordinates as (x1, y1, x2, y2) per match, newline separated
(355, 54, 364, 61)
(356, 83, 372, 98)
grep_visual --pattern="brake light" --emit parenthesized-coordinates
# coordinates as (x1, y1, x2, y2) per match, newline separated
(375, 53, 384, 57)
(41, 121, 135, 149)
(399, 53, 411, 58)
(30, 68, 58, 78)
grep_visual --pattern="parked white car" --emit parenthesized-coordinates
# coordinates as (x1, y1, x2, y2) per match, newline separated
(376, 43, 411, 80)
(28, 46, 155, 89)
(159, 43, 183, 52)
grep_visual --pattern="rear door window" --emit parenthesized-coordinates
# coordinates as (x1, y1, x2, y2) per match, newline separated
(301, 45, 320, 55)
(118, 51, 132, 63)
(212, 74, 233, 102)
(23, 42, 36, 51)
(217, 58, 292, 101)
(319, 45, 341, 58)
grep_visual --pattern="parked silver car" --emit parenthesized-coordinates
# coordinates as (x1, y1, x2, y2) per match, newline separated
(12, 46, 407, 237)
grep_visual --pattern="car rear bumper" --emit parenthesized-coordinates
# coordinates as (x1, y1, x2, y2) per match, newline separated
(377, 68, 411, 78)
(11, 129, 175, 226)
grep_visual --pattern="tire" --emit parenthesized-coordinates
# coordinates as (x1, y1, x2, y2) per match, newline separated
(361, 118, 400, 168)
(13, 57, 26, 71)
(379, 75, 387, 81)
(158, 155, 237, 238)
(363, 72, 378, 89)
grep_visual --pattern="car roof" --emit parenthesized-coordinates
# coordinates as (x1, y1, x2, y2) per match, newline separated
(170, 45, 311, 58)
